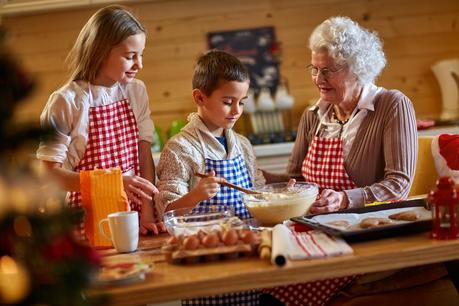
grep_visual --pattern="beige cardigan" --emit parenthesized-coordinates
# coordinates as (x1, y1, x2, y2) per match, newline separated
(287, 88, 418, 208)
(156, 113, 265, 217)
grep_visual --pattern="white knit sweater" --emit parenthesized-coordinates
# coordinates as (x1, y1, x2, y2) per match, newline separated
(155, 113, 265, 217)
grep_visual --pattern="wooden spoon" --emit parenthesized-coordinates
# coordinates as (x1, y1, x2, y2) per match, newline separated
(194, 172, 261, 195)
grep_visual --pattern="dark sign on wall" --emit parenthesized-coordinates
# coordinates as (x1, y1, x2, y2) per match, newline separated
(207, 26, 279, 95)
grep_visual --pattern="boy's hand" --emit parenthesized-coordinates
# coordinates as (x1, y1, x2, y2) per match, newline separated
(140, 220, 167, 235)
(139, 198, 167, 235)
(192, 170, 223, 202)
(123, 175, 159, 206)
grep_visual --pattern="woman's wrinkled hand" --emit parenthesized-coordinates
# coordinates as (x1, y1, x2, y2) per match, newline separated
(123, 175, 159, 206)
(309, 189, 348, 214)
(192, 170, 223, 202)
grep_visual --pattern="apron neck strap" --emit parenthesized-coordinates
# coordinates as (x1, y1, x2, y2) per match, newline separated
(87, 82, 126, 103)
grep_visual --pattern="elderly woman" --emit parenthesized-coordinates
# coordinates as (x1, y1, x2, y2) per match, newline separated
(290, 16, 417, 213)
(262, 16, 418, 306)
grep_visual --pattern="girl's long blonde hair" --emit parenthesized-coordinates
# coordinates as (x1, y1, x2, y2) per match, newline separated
(66, 5, 145, 83)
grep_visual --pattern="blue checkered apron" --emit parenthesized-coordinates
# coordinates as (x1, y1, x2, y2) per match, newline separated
(182, 130, 259, 306)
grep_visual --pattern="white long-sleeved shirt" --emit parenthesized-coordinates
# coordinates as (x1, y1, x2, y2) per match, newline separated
(36, 79, 154, 170)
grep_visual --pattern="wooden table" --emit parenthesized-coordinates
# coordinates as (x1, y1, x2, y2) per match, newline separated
(86, 232, 459, 306)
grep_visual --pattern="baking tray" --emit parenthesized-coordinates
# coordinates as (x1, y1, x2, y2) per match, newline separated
(291, 198, 432, 242)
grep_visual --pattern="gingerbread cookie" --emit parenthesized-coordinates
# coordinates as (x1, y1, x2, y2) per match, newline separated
(359, 217, 393, 229)
(326, 220, 350, 228)
(389, 210, 420, 221)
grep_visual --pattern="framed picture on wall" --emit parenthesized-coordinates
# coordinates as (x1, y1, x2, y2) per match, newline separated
(207, 26, 279, 95)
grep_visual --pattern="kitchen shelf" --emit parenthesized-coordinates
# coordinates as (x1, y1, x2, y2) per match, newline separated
(418, 125, 459, 136)
(152, 142, 294, 174)
(253, 141, 294, 158)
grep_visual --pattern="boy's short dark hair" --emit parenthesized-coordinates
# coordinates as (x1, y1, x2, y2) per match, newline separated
(192, 50, 250, 96)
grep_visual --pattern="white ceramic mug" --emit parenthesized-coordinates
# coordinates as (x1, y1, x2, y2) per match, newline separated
(99, 211, 139, 253)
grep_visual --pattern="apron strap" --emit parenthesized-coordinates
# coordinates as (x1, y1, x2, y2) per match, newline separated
(87, 82, 127, 103)
(196, 127, 208, 158)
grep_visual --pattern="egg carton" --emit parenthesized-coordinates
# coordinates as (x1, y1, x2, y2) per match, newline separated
(162, 242, 258, 264)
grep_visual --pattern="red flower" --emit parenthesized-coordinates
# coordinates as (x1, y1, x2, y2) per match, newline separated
(41, 234, 101, 267)
(41, 235, 75, 262)
(75, 243, 101, 267)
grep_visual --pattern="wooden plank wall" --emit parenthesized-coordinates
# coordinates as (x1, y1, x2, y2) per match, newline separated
(3, 0, 459, 140)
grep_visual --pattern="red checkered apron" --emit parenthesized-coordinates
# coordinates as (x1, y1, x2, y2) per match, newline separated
(302, 125, 357, 191)
(68, 88, 141, 237)
(263, 124, 356, 306)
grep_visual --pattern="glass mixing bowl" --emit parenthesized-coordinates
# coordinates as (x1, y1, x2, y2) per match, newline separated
(163, 205, 243, 236)
(243, 182, 318, 226)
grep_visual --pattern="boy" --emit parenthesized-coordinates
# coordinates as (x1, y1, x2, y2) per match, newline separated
(156, 50, 265, 218)
(156, 50, 264, 305)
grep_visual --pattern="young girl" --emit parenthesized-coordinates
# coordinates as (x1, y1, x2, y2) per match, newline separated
(36, 5, 164, 235)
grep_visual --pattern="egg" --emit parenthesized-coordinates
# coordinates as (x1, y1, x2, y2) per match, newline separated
(166, 236, 178, 245)
(182, 235, 200, 250)
(222, 229, 238, 246)
(240, 230, 258, 244)
(196, 230, 206, 240)
(202, 233, 219, 248)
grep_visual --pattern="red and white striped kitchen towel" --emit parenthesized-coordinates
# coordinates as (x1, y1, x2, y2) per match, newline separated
(271, 223, 353, 265)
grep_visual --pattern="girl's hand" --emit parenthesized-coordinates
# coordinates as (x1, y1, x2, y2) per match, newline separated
(192, 170, 223, 202)
(123, 175, 159, 206)
(309, 189, 348, 214)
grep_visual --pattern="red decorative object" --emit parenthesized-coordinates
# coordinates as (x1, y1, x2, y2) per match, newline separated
(428, 177, 459, 239)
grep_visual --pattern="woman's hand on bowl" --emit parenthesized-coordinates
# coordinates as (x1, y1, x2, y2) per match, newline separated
(309, 189, 348, 214)
(287, 178, 296, 188)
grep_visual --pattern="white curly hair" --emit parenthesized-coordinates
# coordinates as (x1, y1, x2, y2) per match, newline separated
(309, 16, 386, 85)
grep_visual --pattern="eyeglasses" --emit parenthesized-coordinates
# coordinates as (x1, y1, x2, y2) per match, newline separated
(306, 64, 345, 78)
